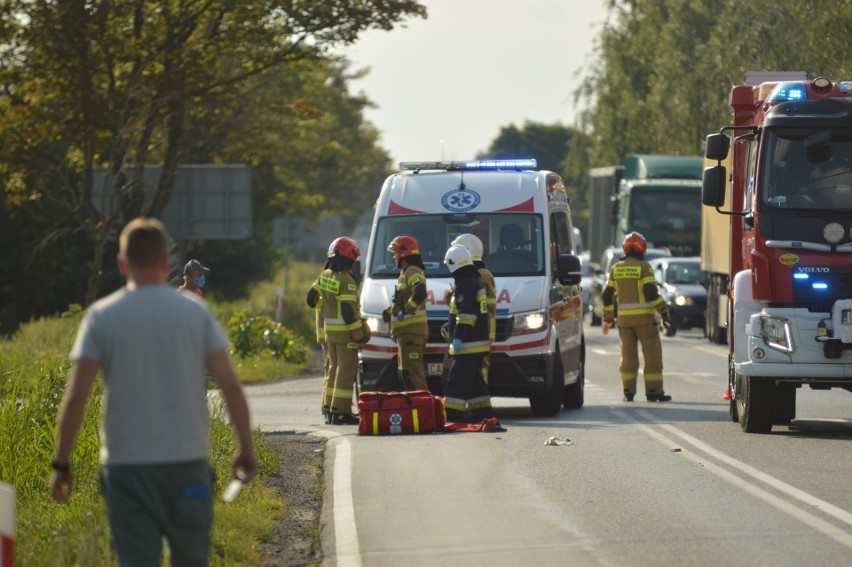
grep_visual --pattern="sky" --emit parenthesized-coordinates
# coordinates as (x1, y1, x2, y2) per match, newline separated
(338, 0, 611, 166)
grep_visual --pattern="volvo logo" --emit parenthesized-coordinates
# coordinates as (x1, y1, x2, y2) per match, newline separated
(441, 189, 481, 212)
(796, 267, 830, 273)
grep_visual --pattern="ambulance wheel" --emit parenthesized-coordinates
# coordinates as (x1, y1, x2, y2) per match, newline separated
(563, 360, 584, 409)
(737, 375, 772, 433)
(530, 353, 564, 417)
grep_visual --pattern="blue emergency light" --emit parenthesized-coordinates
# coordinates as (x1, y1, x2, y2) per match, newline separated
(812, 282, 829, 291)
(399, 159, 537, 172)
(768, 82, 808, 102)
(793, 273, 809, 280)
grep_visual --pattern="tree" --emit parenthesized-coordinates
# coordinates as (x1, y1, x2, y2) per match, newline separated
(0, 0, 426, 307)
(478, 121, 576, 175)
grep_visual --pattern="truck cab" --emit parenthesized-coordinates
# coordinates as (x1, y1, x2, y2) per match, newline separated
(703, 76, 852, 432)
(358, 159, 585, 416)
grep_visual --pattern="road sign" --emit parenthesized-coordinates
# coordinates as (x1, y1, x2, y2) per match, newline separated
(92, 164, 252, 239)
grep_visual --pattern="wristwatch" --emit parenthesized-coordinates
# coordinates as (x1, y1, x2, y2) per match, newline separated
(51, 459, 71, 473)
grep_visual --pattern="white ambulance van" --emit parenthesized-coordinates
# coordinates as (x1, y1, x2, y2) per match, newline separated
(358, 159, 585, 416)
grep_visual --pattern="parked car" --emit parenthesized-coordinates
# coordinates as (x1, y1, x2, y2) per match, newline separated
(579, 258, 598, 322)
(589, 246, 672, 326)
(648, 256, 706, 336)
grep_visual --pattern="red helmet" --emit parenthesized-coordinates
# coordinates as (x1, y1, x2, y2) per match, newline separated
(328, 236, 360, 261)
(622, 231, 647, 254)
(387, 234, 420, 260)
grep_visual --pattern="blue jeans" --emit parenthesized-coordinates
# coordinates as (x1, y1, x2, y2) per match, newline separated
(101, 460, 215, 567)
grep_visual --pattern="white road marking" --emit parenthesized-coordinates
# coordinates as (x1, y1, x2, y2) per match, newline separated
(330, 434, 361, 567)
(688, 344, 729, 358)
(610, 408, 852, 549)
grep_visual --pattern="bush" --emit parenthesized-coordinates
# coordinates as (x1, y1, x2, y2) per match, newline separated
(227, 311, 307, 364)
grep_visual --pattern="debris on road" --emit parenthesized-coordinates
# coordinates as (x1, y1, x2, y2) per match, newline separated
(544, 436, 573, 446)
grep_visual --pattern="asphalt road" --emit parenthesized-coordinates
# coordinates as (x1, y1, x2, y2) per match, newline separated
(244, 327, 852, 567)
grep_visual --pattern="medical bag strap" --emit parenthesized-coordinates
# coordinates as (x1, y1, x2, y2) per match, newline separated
(375, 391, 413, 409)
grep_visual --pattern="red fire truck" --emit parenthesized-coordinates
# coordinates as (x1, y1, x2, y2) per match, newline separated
(703, 74, 852, 433)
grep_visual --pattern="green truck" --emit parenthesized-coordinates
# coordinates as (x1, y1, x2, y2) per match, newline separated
(588, 154, 703, 262)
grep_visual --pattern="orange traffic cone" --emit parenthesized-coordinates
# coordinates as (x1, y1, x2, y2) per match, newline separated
(721, 384, 731, 401)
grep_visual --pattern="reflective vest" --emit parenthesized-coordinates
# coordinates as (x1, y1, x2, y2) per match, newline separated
(315, 269, 363, 343)
(603, 256, 666, 326)
(390, 265, 428, 338)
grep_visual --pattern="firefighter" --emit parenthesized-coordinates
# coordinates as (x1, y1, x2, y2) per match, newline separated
(602, 232, 672, 402)
(382, 234, 429, 391)
(307, 237, 370, 424)
(452, 233, 496, 378)
(443, 244, 493, 422)
(306, 249, 333, 422)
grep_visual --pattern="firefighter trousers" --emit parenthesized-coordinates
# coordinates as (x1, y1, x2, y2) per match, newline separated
(326, 341, 358, 416)
(319, 340, 331, 413)
(444, 355, 493, 422)
(396, 333, 427, 391)
(617, 322, 664, 395)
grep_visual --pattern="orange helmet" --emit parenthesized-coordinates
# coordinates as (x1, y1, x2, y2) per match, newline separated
(387, 234, 420, 260)
(328, 236, 360, 261)
(622, 231, 647, 254)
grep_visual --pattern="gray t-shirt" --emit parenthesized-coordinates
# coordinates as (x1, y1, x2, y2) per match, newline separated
(70, 284, 229, 465)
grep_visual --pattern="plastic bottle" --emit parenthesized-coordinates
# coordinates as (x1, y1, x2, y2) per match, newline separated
(602, 321, 610, 335)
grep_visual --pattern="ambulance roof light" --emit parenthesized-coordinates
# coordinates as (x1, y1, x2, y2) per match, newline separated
(768, 82, 808, 102)
(399, 159, 537, 172)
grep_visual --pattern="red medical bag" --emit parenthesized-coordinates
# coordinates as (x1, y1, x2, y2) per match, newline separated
(357, 390, 446, 435)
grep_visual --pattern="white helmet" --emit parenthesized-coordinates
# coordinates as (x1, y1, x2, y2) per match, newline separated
(443, 244, 473, 273)
(452, 233, 484, 261)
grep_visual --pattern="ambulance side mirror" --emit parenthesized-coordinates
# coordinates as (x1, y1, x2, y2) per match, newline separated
(556, 254, 582, 286)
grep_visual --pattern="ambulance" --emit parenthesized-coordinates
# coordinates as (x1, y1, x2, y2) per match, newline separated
(358, 159, 585, 416)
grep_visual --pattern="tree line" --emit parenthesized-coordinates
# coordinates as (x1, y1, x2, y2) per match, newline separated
(2, 0, 851, 334)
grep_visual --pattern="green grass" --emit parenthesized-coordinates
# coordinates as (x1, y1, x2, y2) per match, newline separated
(0, 262, 322, 565)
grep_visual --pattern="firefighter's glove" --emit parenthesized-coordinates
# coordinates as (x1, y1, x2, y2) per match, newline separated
(440, 322, 450, 341)
(352, 327, 370, 344)
(395, 308, 405, 321)
(451, 338, 463, 355)
(382, 308, 391, 324)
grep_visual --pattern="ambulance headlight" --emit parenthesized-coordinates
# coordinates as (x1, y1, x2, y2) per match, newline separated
(364, 316, 390, 338)
(760, 315, 795, 353)
(511, 310, 547, 335)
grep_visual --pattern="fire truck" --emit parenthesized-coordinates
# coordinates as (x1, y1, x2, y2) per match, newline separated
(703, 74, 852, 432)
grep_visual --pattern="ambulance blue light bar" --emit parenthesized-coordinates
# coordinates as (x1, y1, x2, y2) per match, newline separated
(768, 82, 808, 102)
(399, 159, 537, 172)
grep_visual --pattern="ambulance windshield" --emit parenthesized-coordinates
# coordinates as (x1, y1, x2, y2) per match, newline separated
(370, 214, 545, 278)
(762, 127, 852, 211)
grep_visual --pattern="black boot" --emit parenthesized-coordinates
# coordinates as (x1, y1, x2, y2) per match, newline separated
(646, 393, 672, 402)
(329, 413, 360, 425)
(623, 393, 635, 402)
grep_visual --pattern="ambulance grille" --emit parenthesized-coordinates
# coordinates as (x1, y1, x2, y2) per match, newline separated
(427, 319, 512, 343)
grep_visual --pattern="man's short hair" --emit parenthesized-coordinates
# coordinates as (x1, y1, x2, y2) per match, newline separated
(119, 218, 170, 268)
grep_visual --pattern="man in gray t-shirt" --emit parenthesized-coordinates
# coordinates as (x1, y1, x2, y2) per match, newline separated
(49, 217, 257, 567)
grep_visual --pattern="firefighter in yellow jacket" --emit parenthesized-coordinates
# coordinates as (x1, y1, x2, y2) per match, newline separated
(382, 234, 429, 390)
(602, 232, 672, 402)
(307, 237, 369, 424)
(307, 252, 333, 422)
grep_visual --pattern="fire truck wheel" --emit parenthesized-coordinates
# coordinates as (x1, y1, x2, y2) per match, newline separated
(737, 375, 773, 433)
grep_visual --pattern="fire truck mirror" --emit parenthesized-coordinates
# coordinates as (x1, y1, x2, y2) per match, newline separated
(704, 133, 730, 161)
(702, 165, 727, 208)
